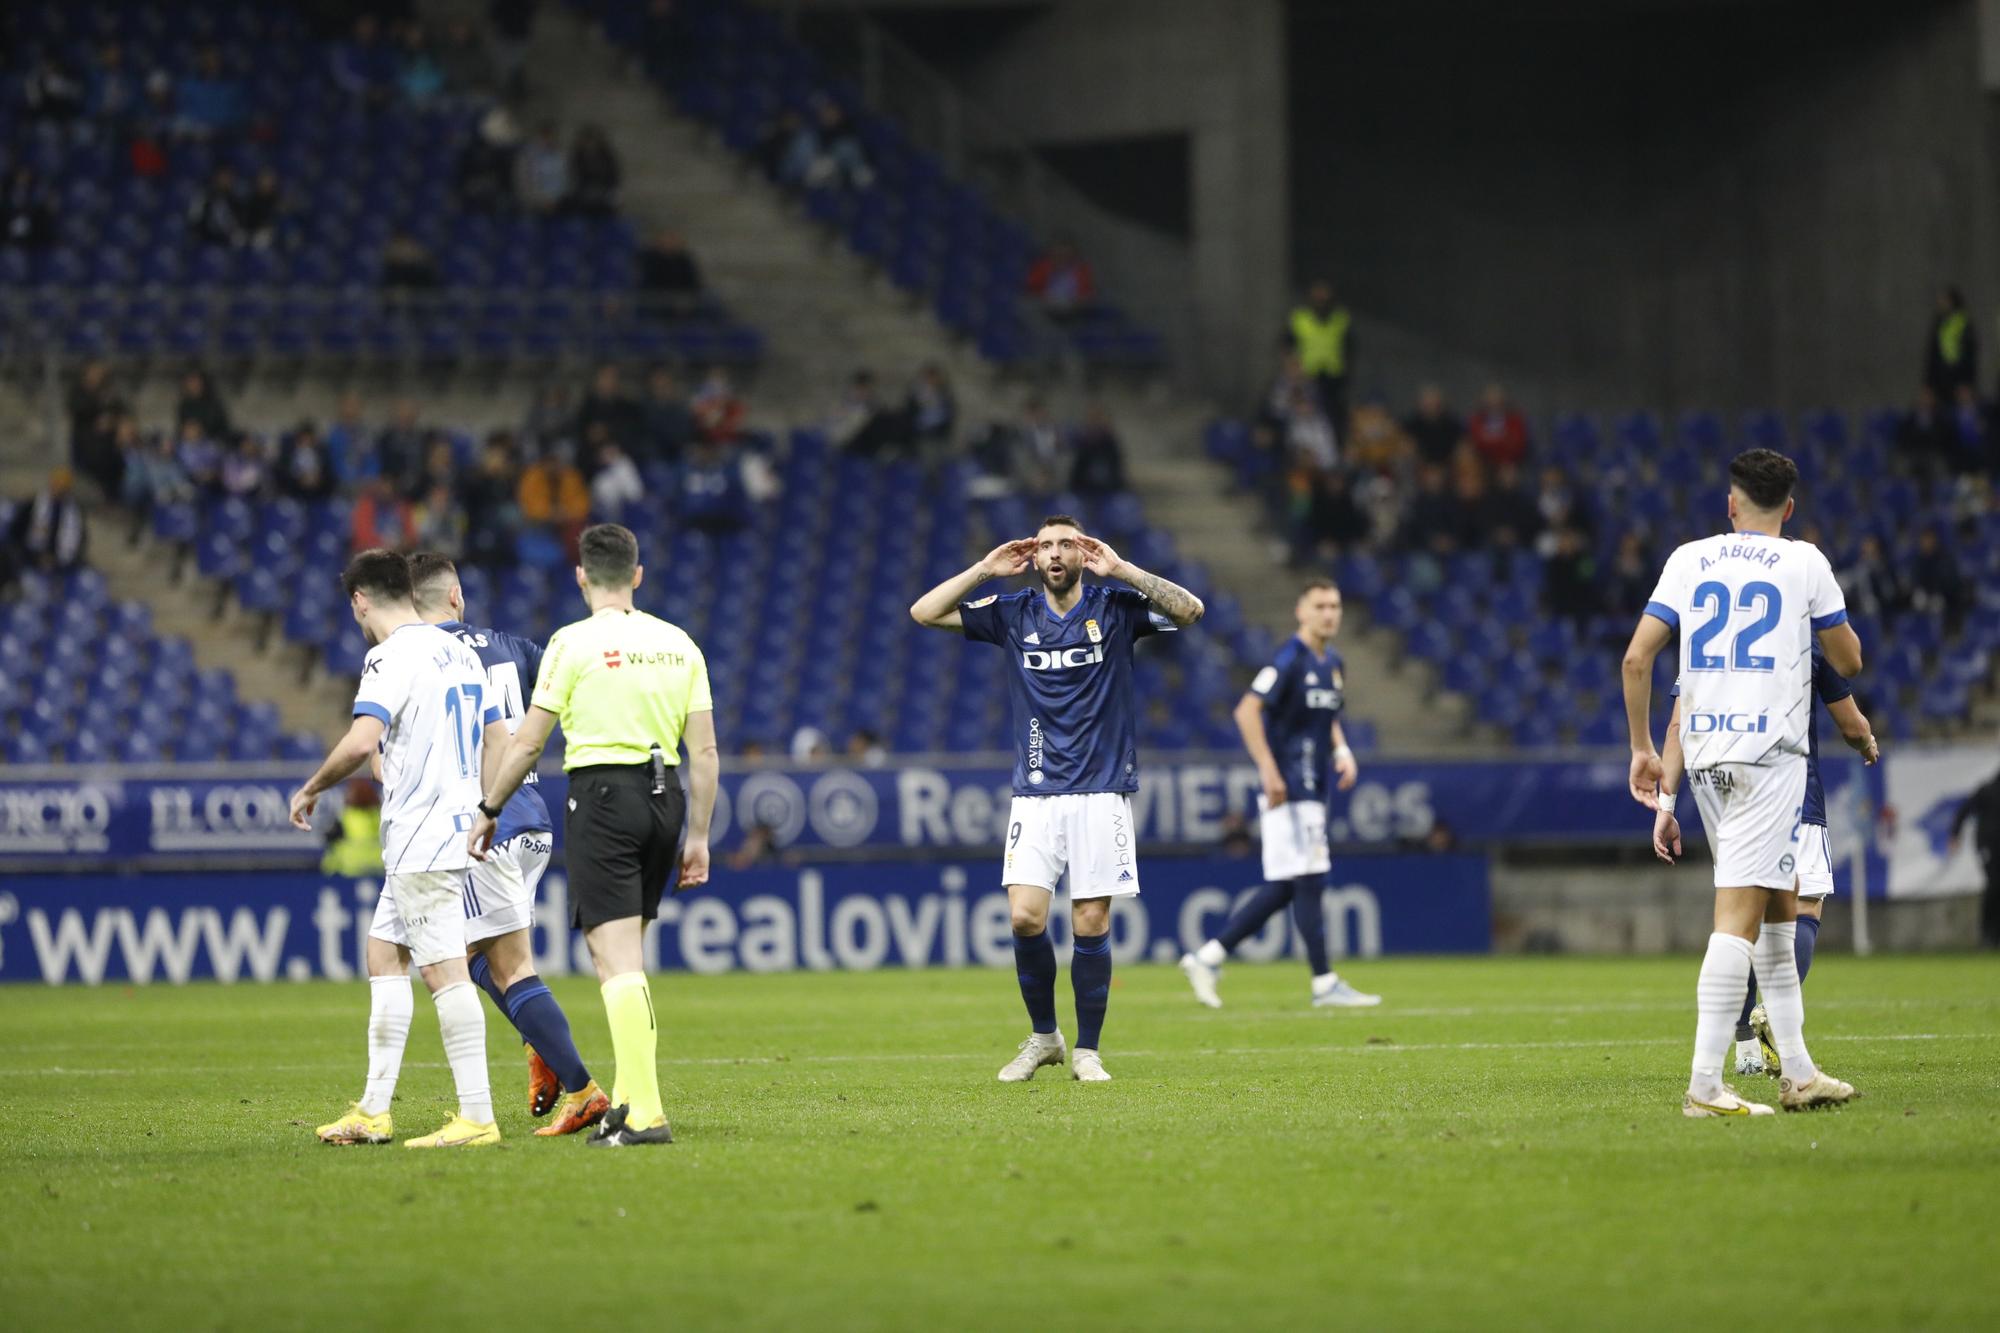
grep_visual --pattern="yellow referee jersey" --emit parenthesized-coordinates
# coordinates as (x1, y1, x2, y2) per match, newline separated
(531, 606, 712, 770)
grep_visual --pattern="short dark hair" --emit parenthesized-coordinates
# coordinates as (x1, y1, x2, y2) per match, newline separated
(579, 523, 640, 587)
(407, 551, 457, 608)
(341, 548, 413, 603)
(1298, 577, 1340, 598)
(1728, 448, 1798, 511)
(1037, 514, 1085, 535)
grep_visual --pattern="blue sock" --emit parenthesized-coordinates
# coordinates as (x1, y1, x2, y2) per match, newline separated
(1215, 880, 1295, 952)
(1289, 875, 1330, 976)
(1071, 932, 1111, 1050)
(1738, 972, 1759, 1034)
(501, 975, 592, 1092)
(1012, 929, 1059, 1035)
(1796, 913, 1820, 984)
(467, 952, 523, 1044)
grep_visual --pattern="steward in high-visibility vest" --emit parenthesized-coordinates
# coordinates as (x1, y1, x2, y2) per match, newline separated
(1286, 280, 1354, 427)
(322, 781, 384, 876)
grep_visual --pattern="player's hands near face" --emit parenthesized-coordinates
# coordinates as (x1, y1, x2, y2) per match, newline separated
(1072, 534, 1122, 577)
(1334, 749, 1359, 792)
(979, 539, 1035, 578)
(1629, 750, 1663, 810)
(1653, 808, 1682, 863)
(678, 836, 711, 889)
(288, 787, 318, 831)
(1260, 766, 1288, 809)
(465, 812, 497, 862)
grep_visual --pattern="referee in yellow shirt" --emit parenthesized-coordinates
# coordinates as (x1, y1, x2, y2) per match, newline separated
(468, 523, 719, 1147)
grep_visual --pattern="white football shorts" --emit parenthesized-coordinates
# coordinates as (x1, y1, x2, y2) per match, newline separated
(1795, 822, 1834, 899)
(1688, 756, 1808, 892)
(1003, 792, 1141, 899)
(1258, 795, 1331, 882)
(370, 831, 552, 958)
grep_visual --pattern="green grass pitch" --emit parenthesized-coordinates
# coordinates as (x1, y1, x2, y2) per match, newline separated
(3, 955, 1996, 1329)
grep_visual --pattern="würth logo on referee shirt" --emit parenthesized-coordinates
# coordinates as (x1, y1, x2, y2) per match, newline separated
(603, 649, 622, 669)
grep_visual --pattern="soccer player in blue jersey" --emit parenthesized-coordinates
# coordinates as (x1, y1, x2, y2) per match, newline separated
(1179, 579, 1381, 1009)
(1652, 652, 1878, 1077)
(403, 553, 609, 1137)
(911, 516, 1205, 1083)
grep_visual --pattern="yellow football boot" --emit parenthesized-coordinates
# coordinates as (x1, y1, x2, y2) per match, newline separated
(404, 1114, 502, 1148)
(317, 1103, 394, 1145)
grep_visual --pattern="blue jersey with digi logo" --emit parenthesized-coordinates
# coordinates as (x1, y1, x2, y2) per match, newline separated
(438, 619, 551, 843)
(957, 584, 1174, 796)
(1672, 649, 1852, 827)
(1248, 637, 1345, 800)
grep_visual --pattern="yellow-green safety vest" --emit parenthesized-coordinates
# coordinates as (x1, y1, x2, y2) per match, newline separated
(322, 805, 383, 876)
(1290, 306, 1351, 378)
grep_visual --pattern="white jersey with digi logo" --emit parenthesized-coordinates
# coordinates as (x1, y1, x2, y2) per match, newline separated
(1643, 530, 1847, 771)
(352, 622, 502, 875)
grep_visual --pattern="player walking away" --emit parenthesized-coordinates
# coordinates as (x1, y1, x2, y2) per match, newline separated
(1623, 449, 1865, 1117)
(1946, 766, 2000, 948)
(1180, 579, 1381, 1009)
(470, 524, 719, 1147)
(911, 515, 1205, 1083)
(291, 550, 508, 1148)
(405, 552, 610, 1137)
(1652, 657, 1879, 1077)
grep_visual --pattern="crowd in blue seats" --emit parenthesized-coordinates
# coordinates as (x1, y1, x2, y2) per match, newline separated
(0, 1, 760, 367)
(1208, 395, 1998, 747)
(564, 0, 1164, 371)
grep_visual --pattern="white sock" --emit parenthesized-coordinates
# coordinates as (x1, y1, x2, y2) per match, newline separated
(1691, 933, 1754, 1098)
(1195, 940, 1226, 967)
(1755, 922, 1818, 1083)
(360, 975, 412, 1116)
(1311, 972, 1340, 995)
(433, 981, 494, 1125)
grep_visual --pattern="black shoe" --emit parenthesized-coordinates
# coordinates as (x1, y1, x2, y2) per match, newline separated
(584, 1103, 674, 1147)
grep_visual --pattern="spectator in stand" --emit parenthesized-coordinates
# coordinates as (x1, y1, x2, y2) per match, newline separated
(516, 444, 591, 555)
(565, 125, 621, 215)
(1465, 382, 1530, 469)
(411, 436, 459, 506)
(576, 364, 644, 450)
(1447, 455, 1492, 549)
(221, 435, 271, 501)
(522, 382, 576, 454)
(1532, 465, 1590, 557)
(459, 434, 523, 568)
(678, 439, 755, 536)
(1284, 280, 1353, 431)
(641, 366, 695, 465)
(86, 42, 137, 133)
(352, 476, 417, 552)
(129, 71, 174, 178)
(329, 15, 397, 107)
(906, 363, 957, 452)
(187, 166, 246, 247)
(122, 427, 193, 517)
(830, 370, 907, 458)
(1, 166, 55, 248)
(1259, 354, 1317, 435)
(1288, 463, 1367, 566)
(514, 120, 571, 215)
(1014, 398, 1067, 494)
(437, 19, 497, 102)
(1924, 285, 1978, 402)
(395, 23, 445, 105)
(489, 0, 539, 100)
(1481, 461, 1541, 554)
(67, 362, 127, 497)
(637, 229, 704, 318)
(1910, 525, 1968, 633)
(1949, 383, 1991, 475)
(456, 106, 520, 212)
(324, 393, 370, 486)
(1397, 462, 1457, 554)
(10, 469, 87, 574)
(1026, 237, 1097, 321)
(1898, 384, 1955, 478)
(280, 426, 337, 502)
(237, 169, 290, 250)
(1404, 383, 1463, 468)
(1285, 387, 1337, 471)
(374, 401, 426, 495)
(758, 109, 810, 185)
(381, 231, 440, 295)
(1543, 527, 1599, 621)
(1842, 532, 1908, 620)
(1069, 403, 1127, 497)
(588, 431, 646, 516)
(23, 52, 85, 128)
(1603, 531, 1654, 617)
(176, 369, 231, 441)
(692, 367, 747, 444)
(175, 418, 225, 495)
(413, 475, 464, 554)
(802, 97, 873, 191)
(173, 46, 245, 137)
(1345, 397, 1413, 477)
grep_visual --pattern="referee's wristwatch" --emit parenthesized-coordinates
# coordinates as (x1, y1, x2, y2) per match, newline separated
(476, 798, 504, 820)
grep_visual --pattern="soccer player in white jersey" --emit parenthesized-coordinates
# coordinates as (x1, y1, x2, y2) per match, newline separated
(1622, 449, 1865, 1117)
(288, 549, 511, 1147)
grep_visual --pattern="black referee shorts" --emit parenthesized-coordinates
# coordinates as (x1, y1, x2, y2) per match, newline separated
(564, 764, 687, 930)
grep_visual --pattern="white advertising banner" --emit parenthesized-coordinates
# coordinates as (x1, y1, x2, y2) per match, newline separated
(1885, 745, 1994, 898)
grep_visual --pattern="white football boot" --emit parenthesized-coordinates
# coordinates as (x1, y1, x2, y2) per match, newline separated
(1683, 1085, 1777, 1118)
(1311, 975, 1382, 1007)
(1071, 1048, 1111, 1082)
(1780, 1070, 1858, 1111)
(997, 1030, 1067, 1082)
(1178, 953, 1223, 1008)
